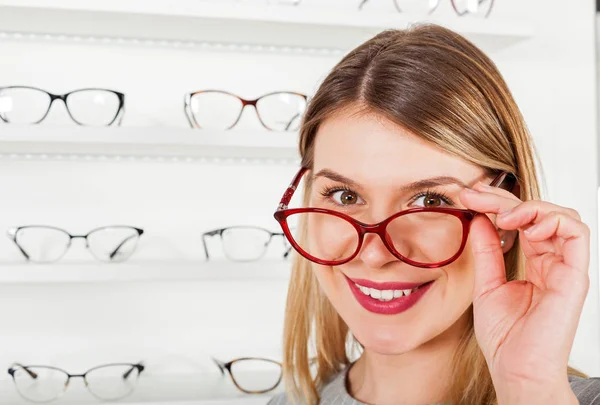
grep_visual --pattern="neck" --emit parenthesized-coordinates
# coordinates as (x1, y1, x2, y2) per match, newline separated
(348, 311, 471, 405)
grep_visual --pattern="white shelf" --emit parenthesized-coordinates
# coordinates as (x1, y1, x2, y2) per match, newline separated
(0, 372, 280, 404)
(0, 0, 534, 52)
(0, 260, 291, 283)
(0, 126, 300, 163)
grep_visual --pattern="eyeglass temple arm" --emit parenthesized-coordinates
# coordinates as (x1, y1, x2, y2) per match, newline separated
(277, 168, 307, 211)
(6, 229, 30, 260)
(122, 363, 145, 380)
(489, 172, 517, 191)
(202, 229, 222, 260)
(283, 113, 301, 131)
(183, 95, 195, 129)
(116, 104, 125, 126)
(211, 357, 227, 375)
(8, 363, 37, 379)
(108, 229, 143, 260)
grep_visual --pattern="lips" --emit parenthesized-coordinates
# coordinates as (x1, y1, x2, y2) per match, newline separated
(344, 274, 434, 315)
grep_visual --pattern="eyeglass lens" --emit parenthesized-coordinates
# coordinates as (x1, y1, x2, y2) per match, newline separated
(85, 364, 141, 400)
(229, 359, 282, 393)
(393, 0, 439, 14)
(65, 90, 121, 126)
(221, 227, 273, 262)
(11, 366, 69, 403)
(451, 0, 493, 17)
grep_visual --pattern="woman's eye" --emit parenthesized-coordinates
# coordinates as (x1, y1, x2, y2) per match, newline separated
(331, 190, 363, 205)
(413, 193, 448, 208)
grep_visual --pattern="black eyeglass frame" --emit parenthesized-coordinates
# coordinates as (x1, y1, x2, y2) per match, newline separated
(7, 225, 144, 263)
(0, 86, 126, 126)
(202, 226, 291, 262)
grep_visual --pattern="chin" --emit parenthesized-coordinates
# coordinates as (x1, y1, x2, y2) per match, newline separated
(349, 320, 424, 355)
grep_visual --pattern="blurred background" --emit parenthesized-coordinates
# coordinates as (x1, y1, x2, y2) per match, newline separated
(0, 0, 597, 404)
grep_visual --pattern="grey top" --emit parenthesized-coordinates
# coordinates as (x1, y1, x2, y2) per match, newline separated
(268, 366, 600, 405)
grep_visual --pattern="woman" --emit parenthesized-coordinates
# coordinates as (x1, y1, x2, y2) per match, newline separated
(268, 24, 600, 405)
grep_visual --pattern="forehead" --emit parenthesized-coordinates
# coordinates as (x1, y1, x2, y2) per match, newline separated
(313, 111, 485, 186)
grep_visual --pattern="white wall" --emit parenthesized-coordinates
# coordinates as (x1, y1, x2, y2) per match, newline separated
(0, 1, 597, 404)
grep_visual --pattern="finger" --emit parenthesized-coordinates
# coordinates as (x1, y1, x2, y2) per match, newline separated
(523, 212, 590, 272)
(469, 213, 507, 302)
(473, 181, 521, 202)
(496, 201, 583, 231)
(459, 187, 521, 215)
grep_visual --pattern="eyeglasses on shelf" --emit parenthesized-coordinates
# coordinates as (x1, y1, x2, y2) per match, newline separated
(212, 357, 282, 394)
(358, 0, 493, 17)
(273, 168, 516, 268)
(184, 90, 307, 131)
(202, 226, 292, 262)
(7, 225, 144, 264)
(0, 86, 125, 127)
(8, 362, 145, 403)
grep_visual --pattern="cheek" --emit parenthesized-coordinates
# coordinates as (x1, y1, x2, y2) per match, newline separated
(442, 242, 476, 313)
(312, 264, 345, 302)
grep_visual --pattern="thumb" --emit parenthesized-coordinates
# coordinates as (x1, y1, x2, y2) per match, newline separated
(469, 213, 507, 302)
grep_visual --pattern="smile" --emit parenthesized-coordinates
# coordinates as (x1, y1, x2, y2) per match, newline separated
(345, 275, 434, 315)
(353, 282, 426, 302)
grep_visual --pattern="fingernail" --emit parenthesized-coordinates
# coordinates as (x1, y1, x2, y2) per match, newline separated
(463, 188, 478, 194)
(498, 208, 513, 217)
(524, 225, 536, 235)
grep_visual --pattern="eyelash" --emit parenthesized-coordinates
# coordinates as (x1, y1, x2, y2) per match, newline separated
(319, 186, 456, 207)
(413, 189, 455, 207)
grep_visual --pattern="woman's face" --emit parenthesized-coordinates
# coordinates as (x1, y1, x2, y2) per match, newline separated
(309, 111, 495, 354)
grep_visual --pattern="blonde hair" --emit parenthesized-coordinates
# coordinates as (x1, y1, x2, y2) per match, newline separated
(281, 24, 586, 405)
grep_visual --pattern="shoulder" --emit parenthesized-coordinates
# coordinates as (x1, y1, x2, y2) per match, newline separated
(266, 393, 293, 405)
(570, 374, 600, 404)
(266, 368, 350, 405)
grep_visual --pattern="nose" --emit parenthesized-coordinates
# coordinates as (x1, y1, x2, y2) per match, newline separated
(357, 232, 398, 269)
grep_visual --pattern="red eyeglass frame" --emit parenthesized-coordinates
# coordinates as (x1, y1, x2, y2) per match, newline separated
(273, 168, 515, 269)
(184, 90, 308, 131)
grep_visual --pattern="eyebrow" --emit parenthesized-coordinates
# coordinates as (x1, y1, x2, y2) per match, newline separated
(313, 169, 471, 193)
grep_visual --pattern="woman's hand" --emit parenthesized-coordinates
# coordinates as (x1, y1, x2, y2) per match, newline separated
(459, 181, 590, 405)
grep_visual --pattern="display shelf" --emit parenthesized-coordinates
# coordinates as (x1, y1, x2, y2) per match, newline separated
(0, 0, 534, 53)
(0, 260, 291, 283)
(0, 372, 280, 404)
(0, 126, 300, 163)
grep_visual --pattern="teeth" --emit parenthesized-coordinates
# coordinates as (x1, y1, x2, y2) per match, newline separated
(356, 284, 370, 295)
(354, 282, 427, 302)
(369, 288, 382, 299)
(380, 290, 393, 301)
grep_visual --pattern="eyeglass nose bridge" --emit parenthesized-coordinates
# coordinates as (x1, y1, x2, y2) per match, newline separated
(353, 220, 400, 258)
(240, 98, 258, 107)
(69, 234, 90, 247)
(48, 93, 66, 102)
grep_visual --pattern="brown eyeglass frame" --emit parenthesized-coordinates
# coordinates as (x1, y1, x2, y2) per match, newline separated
(273, 167, 517, 269)
(184, 90, 308, 131)
(7, 362, 145, 402)
(212, 357, 282, 394)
